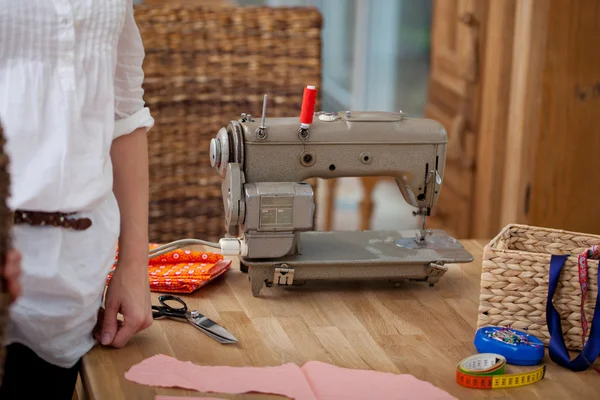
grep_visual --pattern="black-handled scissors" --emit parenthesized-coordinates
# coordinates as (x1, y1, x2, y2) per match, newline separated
(152, 294, 238, 344)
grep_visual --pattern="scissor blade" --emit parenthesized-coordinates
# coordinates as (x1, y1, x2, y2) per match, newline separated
(200, 327, 238, 344)
(187, 312, 238, 344)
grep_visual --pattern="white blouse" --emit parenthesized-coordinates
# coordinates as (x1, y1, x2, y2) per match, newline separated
(0, 0, 154, 368)
(0, 0, 154, 212)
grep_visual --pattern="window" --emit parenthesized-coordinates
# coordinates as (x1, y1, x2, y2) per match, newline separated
(259, 0, 432, 116)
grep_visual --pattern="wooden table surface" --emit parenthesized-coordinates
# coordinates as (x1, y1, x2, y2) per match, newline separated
(80, 239, 600, 400)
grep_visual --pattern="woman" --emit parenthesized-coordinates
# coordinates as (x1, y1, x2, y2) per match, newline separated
(0, 1, 154, 398)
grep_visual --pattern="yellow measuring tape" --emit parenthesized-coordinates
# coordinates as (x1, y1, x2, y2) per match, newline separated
(456, 354, 546, 389)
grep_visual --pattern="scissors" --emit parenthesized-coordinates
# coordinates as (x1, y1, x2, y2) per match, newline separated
(152, 295, 238, 344)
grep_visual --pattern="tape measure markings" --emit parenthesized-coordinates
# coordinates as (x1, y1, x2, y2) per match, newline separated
(456, 353, 546, 389)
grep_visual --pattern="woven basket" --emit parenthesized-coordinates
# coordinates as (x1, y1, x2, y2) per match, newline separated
(477, 224, 600, 351)
(0, 119, 11, 382)
(134, 4, 322, 244)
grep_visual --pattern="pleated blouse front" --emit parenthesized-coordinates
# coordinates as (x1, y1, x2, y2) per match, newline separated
(0, 0, 153, 213)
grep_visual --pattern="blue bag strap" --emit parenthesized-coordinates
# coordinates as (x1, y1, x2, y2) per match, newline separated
(546, 254, 600, 371)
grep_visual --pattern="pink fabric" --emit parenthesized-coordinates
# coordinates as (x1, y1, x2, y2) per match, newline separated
(126, 355, 316, 399)
(302, 360, 456, 399)
(126, 354, 456, 400)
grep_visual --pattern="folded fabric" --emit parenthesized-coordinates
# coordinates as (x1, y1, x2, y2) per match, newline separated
(147, 244, 225, 265)
(126, 354, 457, 400)
(107, 244, 231, 294)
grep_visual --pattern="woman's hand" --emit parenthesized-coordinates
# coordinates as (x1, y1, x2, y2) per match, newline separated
(3, 248, 22, 303)
(95, 258, 152, 348)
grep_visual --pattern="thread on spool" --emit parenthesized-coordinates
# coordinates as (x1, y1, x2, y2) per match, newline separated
(300, 85, 317, 129)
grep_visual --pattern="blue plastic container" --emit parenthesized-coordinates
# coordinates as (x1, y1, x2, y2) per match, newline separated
(474, 326, 545, 366)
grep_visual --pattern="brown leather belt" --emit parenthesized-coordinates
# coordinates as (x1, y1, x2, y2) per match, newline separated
(12, 210, 92, 231)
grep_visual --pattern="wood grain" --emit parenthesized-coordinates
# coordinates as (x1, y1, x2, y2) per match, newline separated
(425, 0, 488, 239)
(428, 0, 600, 239)
(80, 240, 600, 400)
(500, 0, 549, 228)
(472, 0, 516, 238)
(528, 0, 600, 233)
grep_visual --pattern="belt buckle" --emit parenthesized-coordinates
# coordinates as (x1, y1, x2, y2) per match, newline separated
(70, 216, 92, 230)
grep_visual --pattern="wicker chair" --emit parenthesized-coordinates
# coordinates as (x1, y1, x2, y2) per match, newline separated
(134, 4, 323, 244)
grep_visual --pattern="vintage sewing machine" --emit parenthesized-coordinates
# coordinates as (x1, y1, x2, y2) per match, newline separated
(209, 87, 473, 296)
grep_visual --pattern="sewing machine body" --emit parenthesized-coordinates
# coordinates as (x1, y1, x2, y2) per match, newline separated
(210, 108, 473, 296)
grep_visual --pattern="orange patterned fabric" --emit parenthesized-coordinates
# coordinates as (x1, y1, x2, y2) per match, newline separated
(107, 244, 231, 294)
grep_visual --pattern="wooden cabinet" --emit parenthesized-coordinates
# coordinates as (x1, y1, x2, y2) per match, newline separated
(500, 0, 600, 235)
(426, 0, 600, 238)
(425, 0, 488, 239)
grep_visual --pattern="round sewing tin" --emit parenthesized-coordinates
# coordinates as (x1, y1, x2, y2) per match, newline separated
(474, 326, 545, 366)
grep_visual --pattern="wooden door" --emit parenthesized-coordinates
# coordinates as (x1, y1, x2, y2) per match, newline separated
(501, 0, 600, 235)
(424, 0, 487, 238)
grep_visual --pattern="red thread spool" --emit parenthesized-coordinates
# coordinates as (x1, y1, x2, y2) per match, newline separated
(300, 85, 317, 128)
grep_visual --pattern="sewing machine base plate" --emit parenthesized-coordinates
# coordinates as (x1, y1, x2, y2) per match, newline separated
(240, 229, 473, 296)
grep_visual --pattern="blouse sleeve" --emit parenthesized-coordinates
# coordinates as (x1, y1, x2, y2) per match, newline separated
(113, 1, 154, 140)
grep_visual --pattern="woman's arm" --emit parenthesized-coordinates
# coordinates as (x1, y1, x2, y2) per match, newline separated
(97, 1, 154, 349)
(100, 126, 152, 348)
(111, 127, 149, 265)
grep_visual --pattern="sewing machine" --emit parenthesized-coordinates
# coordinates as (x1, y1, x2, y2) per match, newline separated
(209, 87, 473, 296)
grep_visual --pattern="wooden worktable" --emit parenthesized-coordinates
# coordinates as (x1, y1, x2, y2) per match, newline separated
(80, 239, 600, 399)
